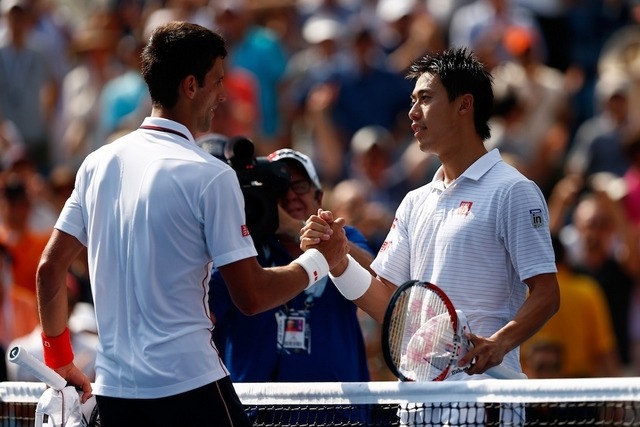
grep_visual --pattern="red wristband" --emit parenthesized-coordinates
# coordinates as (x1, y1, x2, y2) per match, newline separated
(41, 327, 74, 369)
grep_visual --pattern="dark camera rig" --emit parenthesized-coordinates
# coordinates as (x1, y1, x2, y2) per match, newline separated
(224, 136, 290, 242)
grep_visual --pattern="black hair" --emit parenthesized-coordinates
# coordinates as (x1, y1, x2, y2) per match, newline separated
(407, 48, 494, 141)
(140, 21, 227, 109)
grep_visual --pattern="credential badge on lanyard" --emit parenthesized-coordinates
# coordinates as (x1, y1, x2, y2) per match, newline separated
(275, 276, 328, 354)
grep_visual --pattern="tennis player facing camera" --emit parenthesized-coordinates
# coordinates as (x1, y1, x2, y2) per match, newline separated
(302, 48, 560, 423)
(35, 22, 348, 427)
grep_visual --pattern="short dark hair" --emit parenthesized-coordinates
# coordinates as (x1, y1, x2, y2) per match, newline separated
(407, 48, 494, 141)
(141, 22, 227, 109)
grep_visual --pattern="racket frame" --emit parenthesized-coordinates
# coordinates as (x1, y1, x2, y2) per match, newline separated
(382, 280, 461, 382)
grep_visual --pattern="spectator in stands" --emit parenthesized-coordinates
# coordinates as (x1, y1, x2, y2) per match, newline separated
(327, 178, 393, 253)
(0, 173, 50, 296)
(0, 112, 26, 171)
(622, 132, 640, 227)
(566, 0, 632, 129)
(4, 154, 57, 234)
(0, 242, 39, 379)
(209, 148, 373, 424)
(304, 23, 413, 184)
(295, 0, 358, 26)
(489, 25, 572, 195)
(303, 48, 559, 425)
(214, 0, 289, 155)
(0, 0, 56, 174)
(448, 0, 539, 67)
(282, 12, 353, 179)
(96, 33, 150, 144)
(565, 70, 633, 180)
(620, 132, 640, 376)
(521, 236, 620, 378)
(57, 10, 121, 170)
(374, 0, 446, 73)
(555, 185, 639, 370)
(348, 125, 419, 213)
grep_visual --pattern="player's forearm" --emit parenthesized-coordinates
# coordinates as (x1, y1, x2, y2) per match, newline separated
(222, 258, 311, 315)
(491, 273, 560, 354)
(353, 277, 396, 323)
(36, 261, 71, 336)
(36, 231, 84, 335)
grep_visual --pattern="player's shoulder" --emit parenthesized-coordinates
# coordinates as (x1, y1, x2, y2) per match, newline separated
(490, 158, 531, 183)
(488, 160, 544, 197)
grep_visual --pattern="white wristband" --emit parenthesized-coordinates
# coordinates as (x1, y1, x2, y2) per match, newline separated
(329, 254, 371, 300)
(292, 248, 330, 289)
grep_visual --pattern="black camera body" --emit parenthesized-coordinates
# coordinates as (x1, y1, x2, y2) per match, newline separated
(225, 137, 290, 241)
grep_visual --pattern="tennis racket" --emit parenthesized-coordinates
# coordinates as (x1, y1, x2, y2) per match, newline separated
(8, 345, 100, 426)
(382, 280, 527, 381)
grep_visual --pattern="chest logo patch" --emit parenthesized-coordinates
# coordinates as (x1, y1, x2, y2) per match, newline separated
(530, 209, 544, 228)
(457, 201, 473, 216)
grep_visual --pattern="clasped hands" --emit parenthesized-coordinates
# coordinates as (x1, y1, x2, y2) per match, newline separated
(299, 209, 350, 274)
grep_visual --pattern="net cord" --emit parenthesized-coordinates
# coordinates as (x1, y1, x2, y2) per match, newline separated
(1, 378, 639, 405)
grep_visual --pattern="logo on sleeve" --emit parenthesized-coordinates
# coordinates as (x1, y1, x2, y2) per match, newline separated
(530, 209, 544, 228)
(241, 224, 251, 236)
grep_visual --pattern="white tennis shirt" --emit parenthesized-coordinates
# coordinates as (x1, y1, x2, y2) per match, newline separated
(55, 117, 258, 398)
(371, 149, 556, 375)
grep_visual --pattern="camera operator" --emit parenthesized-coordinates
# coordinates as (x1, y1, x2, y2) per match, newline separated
(209, 148, 375, 424)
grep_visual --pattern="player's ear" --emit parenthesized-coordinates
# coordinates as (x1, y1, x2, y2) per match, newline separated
(458, 93, 473, 114)
(315, 189, 323, 204)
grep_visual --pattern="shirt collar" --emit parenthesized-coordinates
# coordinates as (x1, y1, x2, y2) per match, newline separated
(433, 148, 502, 188)
(462, 148, 502, 181)
(140, 117, 195, 144)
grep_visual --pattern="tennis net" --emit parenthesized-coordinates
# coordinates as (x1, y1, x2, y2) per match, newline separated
(1, 377, 639, 426)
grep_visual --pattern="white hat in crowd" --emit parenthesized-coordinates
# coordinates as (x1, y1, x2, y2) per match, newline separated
(268, 148, 322, 189)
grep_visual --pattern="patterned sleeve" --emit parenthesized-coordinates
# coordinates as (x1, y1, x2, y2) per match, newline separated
(497, 179, 557, 281)
(369, 193, 414, 286)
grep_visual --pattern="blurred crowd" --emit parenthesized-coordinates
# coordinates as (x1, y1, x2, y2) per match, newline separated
(1, 0, 640, 381)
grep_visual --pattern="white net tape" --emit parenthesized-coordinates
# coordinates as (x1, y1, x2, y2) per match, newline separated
(1, 378, 639, 427)
(234, 377, 640, 405)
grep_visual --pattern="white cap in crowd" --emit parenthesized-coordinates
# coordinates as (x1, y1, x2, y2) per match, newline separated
(268, 148, 322, 189)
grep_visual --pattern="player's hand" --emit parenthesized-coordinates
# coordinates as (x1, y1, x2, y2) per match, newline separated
(55, 363, 93, 403)
(301, 209, 349, 270)
(299, 209, 335, 248)
(458, 332, 508, 376)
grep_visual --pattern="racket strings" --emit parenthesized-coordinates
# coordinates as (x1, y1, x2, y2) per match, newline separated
(395, 286, 457, 381)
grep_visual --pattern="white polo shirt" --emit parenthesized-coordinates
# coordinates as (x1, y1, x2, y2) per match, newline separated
(371, 149, 556, 375)
(55, 117, 258, 398)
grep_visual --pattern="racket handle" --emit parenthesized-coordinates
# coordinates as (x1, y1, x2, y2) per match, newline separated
(486, 364, 528, 380)
(8, 346, 68, 390)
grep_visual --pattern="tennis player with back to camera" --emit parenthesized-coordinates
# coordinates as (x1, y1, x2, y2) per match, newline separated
(301, 47, 560, 420)
(35, 22, 348, 427)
